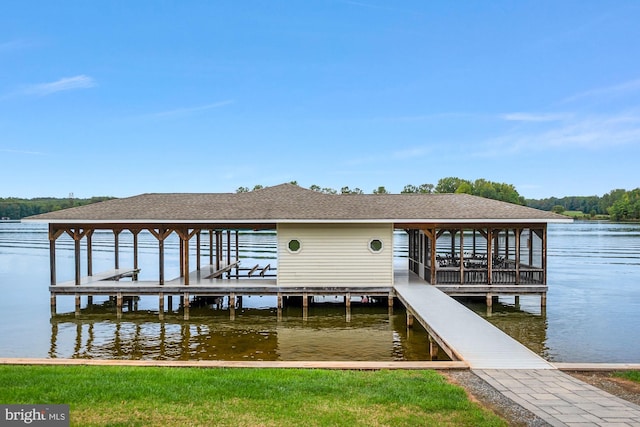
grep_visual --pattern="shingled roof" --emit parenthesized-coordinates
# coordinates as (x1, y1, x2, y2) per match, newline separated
(23, 183, 569, 224)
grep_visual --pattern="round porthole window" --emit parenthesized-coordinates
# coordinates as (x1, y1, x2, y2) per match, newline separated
(369, 239, 383, 253)
(288, 239, 301, 253)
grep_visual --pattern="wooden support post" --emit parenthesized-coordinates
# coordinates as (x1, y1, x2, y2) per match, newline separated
(183, 292, 190, 321)
(460, 229, 465, 285)
(132, 230, 140, 273)
(302, 293, 308, 321)
(49, 225, 59, 286)
(229, 293, 236, 320)
(74, 230, 81, 286)
(388, 293, 394, 308)
(487, 228, 493, 285)
(159, 232, 165, 285)
(50, 294, 56, 316)
(179, 238, 184, 277)
(226, 230, 231, 264)
(215, 231, 221, 270)
(87, 295, 93, 305)
(515, 228, 521, 284)
(486, 293, 493, 307)
(159, 293, 164, 320)
(116, 293, 123, 319)
(277, 293, 283, 309)
(114, 230, 121, 270)
(86, 230, 93, 276)
(75, 294, 81, 317)
(345, 293, 351, 309)
(541, 292, 547, 308)
(195, 231, 201, 270)
(209, 230, 214, 265)
(515, 296, 520, 307)
(407, 312, 414, 328)
(429, 336, 439, 360)
(168, 295, 173, 311)
(184, 233, 190, 285)
(235, 230, 239, 278)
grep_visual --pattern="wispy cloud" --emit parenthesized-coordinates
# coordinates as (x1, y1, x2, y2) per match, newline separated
(0, 39, 33, 52)
(24, 75, 96, 96)
(481, 110, 640, 156)
(150, 100, 235, 118)
(0, 148, 46, 156)
(393, 147, 430, 159)
(562, 78, 640, 104)
(500, 112, 571, 122)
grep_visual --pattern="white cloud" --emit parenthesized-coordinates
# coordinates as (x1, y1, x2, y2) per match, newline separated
(0, 39, 32, 52)
(25, 75, 96, 96)
(0, 148, 46, 156)
(393, 146, 430, 159)
(480, 111, 640, 156)
(562, 78, 640, 104)
(500, 112, 571, 122)
(150, 100, 235, 118)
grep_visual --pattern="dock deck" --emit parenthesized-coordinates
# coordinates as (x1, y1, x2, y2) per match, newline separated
(394, 270, 553, 370)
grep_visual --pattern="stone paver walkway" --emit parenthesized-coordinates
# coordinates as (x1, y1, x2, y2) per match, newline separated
(474, 369, 640, 426)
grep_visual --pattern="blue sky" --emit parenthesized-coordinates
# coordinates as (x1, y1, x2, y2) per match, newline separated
(1, 1, 639, 199)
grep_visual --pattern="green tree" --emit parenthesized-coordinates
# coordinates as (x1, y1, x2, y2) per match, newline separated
(372, 186, 389, 194)
(435, 177, 470, 193)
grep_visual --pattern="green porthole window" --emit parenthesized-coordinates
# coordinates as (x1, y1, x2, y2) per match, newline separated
(288, 239, 301, 253)
(369, 239, 383, 253)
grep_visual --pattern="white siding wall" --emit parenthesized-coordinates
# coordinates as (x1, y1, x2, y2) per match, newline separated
(277, 223, 393, 287)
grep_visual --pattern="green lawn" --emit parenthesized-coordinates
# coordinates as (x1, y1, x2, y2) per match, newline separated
(615, 370, 640, 383)
(0, 365, 506, 427)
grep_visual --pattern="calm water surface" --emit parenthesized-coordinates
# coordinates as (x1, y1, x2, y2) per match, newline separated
(0, 221, 638, 362)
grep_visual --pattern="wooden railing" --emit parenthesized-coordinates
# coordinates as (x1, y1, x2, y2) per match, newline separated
(435, 267, 544, 285)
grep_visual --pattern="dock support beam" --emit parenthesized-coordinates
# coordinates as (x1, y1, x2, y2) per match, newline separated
(50, 294, 56, 315)
(116, 293, 123, 319)
(183, 292, 190, 320)
(75, 294, 81, 317)
(407, 312, 414, 328)
(159, 293, 164, 320)
(429, 336, 439, 360)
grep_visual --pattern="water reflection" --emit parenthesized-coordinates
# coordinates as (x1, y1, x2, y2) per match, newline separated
(48, 304, 436, 361)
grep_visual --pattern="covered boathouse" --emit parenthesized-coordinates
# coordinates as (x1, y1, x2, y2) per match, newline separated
(24, 183, 571, 318)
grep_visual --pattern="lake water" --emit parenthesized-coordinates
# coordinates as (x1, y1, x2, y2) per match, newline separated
(0, 221, 638, 363)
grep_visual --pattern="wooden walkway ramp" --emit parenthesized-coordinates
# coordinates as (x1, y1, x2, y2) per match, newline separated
(394, 277, 554, 370)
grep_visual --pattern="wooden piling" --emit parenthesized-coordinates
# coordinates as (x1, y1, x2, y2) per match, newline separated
(407, 312, 414, 328)
(159, 293, 164, 320)
(183, 292, 190, 321)
(116, 293, 123, 319)
(75, 294, 81, 317)
(429, 336, 439, 360)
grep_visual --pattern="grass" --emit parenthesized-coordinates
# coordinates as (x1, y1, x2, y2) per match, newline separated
(0, 365, 506, 427)
(614, 371, 640, 383)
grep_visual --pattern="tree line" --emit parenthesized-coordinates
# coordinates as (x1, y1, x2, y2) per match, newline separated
(237, 177, 525, 204)
(525, 188, 640, 221)
(0, 197, 113, 220)
(3, 180, 638, 221)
